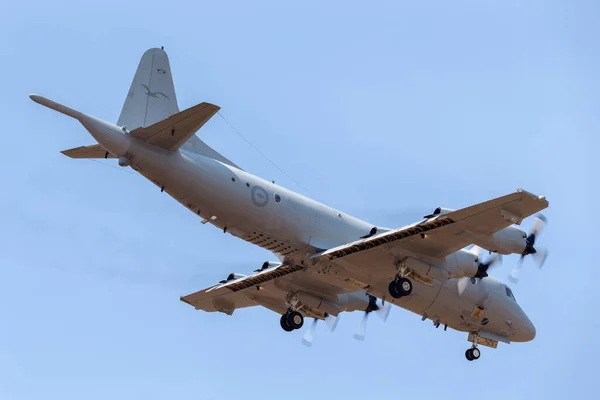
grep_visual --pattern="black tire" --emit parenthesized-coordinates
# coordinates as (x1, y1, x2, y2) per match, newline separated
(388, 281, 403, 298)
(397, 278, 413, 296)
(465, 349, 474, 361)
(286, 311, 304, 329)
(280, 315, 294, 332)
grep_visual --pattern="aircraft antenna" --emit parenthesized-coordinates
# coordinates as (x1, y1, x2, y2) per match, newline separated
(217, 112, 315, 197)
(87, 159, 138, 176)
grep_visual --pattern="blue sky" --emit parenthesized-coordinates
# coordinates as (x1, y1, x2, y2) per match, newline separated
(0, 1, 597, 398)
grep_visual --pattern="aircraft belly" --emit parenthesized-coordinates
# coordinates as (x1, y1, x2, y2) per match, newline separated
(132, 147, 481, 331)
(133, 146, 315, 253)
(392, 280, 442, 316)
(421, 280, 470, 332)
(131, 141, 374, 261)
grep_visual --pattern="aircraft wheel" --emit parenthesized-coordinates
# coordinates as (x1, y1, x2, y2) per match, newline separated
(286, 311, 304, 329)
(465, 348, 480, 361)
(465, 349, 473, 361)
(280, 315, 294, 332)
(397, 277, 413, 296)
(388, 280, 403, 298)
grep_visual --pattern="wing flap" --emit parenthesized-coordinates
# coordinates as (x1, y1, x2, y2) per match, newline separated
(61, 144, 115, 159)
(130, 102, 220, 151)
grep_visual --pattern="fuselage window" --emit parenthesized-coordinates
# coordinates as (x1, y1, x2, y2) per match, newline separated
(505, 287, 516, 301)
(274, 194, 281, 203)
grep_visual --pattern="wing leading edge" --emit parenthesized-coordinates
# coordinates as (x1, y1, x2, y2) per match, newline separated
(313, 189, 549, 262)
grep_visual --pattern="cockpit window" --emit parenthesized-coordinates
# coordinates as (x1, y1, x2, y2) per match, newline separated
(505, 287, 516, 301)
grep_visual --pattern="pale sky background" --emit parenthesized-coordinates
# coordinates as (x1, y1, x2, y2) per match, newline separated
(0, 1, 597, 399)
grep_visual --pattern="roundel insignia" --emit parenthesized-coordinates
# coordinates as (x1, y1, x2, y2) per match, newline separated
(251, 185, 269, 207)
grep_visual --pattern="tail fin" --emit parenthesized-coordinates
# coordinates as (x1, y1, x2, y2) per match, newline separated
(117, 48, 179, 130)
(33, 47, 240, 168)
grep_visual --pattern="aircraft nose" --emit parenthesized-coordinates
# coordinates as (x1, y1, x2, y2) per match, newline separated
(513, 318, 536, 342)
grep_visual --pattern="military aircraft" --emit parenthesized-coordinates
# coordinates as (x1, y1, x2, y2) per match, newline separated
(30, 48, 549, 361)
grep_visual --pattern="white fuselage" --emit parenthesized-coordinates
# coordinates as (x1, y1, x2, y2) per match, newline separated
(123, 137, 535, 343)
(48, 108, 535, 344)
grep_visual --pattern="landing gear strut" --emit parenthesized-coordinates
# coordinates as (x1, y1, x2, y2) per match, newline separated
(388, 277, 413, 299)
(465, 346, 481, 361)
(280, 311, 304, 332)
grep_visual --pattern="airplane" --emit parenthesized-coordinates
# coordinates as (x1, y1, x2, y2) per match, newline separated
(30, 47, 549, 361)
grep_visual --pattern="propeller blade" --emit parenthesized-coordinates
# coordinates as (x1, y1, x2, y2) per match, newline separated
(533, 247, 548, 268)
(474, 252, 503, 279)
(325, 314, 340, 332)
(376, 301, 392, 322)
(301, 319, 319, 347)
(470, 245, 484, 260)
(353, 313, 369, 341)
(530, 214, 547, 238)
(508, 257, 524, 284)
(487, 253, 503, 268)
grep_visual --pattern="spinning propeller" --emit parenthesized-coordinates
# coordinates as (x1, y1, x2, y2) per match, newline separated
(301, 314, 340, 347)
(470, 245, 503, 280)
(509, 214, 548, 283)
(353, 295, 391, 341)
(302, 295, 391, 346)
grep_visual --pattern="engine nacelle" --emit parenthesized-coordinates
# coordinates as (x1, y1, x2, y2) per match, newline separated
(444, 249, 479, 279)
(398, 257, 450, 282)
(399, 252, 479, 282)
(289, 291, 340, 316)
(472, 226, 527, 255)
(336, 291, 373, 313)
(289, 291, 372, 317)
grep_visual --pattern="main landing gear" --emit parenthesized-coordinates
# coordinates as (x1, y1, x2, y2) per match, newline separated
(280, 310, 304, 332)
(465, 346, 481, 361)
(388, 277, 413, 299)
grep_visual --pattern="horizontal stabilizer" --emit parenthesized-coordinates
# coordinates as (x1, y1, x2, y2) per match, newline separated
(129, 102, 220, 151)
(61, 144, 115, 159)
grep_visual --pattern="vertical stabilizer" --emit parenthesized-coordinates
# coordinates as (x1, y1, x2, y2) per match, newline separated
(117, 48, 179, 130)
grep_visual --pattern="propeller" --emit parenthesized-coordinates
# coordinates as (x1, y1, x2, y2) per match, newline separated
(302, 319, 319, 347)
(301, 314, 340, 347)
(353, 295, 391, 341)
(509, 214, 548, 283)
(325, 314, 340, 332)
(470, 245, 503, 280)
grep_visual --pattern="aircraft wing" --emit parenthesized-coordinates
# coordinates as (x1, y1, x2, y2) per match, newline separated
(181, 263, 356, 317)
(313, 189, 549, 263)
(129, 102, 220, 151)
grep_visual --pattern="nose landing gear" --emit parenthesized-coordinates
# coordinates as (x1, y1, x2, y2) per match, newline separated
(388, 277, 413, 299)
(280, 310, 304, 332)
(465, 346, 481, 361)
